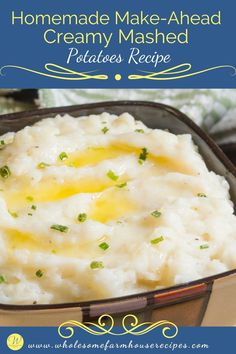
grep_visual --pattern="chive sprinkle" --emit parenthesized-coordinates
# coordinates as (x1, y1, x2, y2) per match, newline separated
(37, 162, 50, 169)
(59, 152, 68, 161)
(151, 210, 162, 218)
(138, 147, 148, 163)
(50, 224, 69, 233)
(151, 236, 164, 245)
(116, 182, 127, 188)
(78, 213, 87, 222)
(35, 269, 43, 278)
(9, 210, 18, 218)
(107, 170, 119, 181)
(197, 193, 207, 198)
(99, 242, 109, 251)
(90, 261, 104, 269)
(0, 165, 11, 179)
(101, 127, 109, 134)
(28, 213, 33, 216)
(0, 140, 5, 145)
(31, 205, 37, 210)
(26, 196, 34, 202)
(200, 244, 209, 250)
(0, 275, 6, 283)
(135, 129, 144, 133)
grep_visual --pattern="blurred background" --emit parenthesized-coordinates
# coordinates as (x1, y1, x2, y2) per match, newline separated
(0, 89, 236, 162)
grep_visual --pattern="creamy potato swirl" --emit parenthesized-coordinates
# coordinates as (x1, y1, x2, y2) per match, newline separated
(0, 112, 235, 304)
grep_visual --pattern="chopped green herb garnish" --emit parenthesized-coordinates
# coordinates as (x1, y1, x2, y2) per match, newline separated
(50, 224, 69, 233)
(101, 127, 109, 134)
(107, 170, 119, 181)
(9, 210, 18, 218)
(99, 242, 109, 251)
(26, 196, 34, 202)
(116, 182, 127, 188)
(138, 148, 148, 164)
(51, 249, 57, 254)
(90, 261, 104, 269)
(197, 193, 207, 198)
(151, 236, 164, 245)
(200, 244, 209, 250)
(135, 129, 144, 133)
(0, 140, 5, 145)
(78, 213, 87, 222)
(31, 205, 37, 210)
(0, 165, 11, 179)
(59, 152, 68, 161)
(0, 275, 6, 283)
(28, 213, 33, 216)
(35, 269, 43, 278)
(37, 162, 50, 169)
(151, 210, 162, 218)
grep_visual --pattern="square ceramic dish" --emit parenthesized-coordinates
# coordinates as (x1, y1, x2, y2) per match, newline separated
(0, 101, 235, 327)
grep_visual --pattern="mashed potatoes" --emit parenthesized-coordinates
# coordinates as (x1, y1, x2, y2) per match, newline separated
(0, 112, 235, 305)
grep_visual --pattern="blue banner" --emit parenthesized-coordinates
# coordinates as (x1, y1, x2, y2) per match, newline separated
(0, 326, 236, 354)
(0, 0, 235, 88)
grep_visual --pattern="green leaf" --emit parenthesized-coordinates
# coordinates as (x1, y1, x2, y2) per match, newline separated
(90, 261, 104, 269)
(37, 162, 50, 169)
(151, 210, 162, 218)
(0, 275, 6, 283)
(139, 147, 148, 160)
(99, 242, 109, 251)
(26, 196, 34, 202)
(9, 210, 18, 218)
(77, 213, 87, 222)
(101, 127, 109, 134)
(59, 152, 68, 161)
(197, 193, 207, 198)
(0, 165, 11, 179)
(107, 170, 119, 181)
(50, 224, 69, 233)
(35, 269, 43, 278)
(116, 182, 127, 188)
(151, 236, 164, 245)
(138, 147, 148, 163)
(200, 244, 209, 250)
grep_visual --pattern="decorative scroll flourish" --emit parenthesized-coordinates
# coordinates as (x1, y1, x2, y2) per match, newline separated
(128, 63, 236, 80)
(58, 314, 178, 338)
(0, 63, 108, 80)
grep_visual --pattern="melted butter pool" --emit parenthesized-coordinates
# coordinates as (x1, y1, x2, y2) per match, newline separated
(63, 146, 126, 168)
(3, 144, 192, 222)
(4, 177, 120, 210)
(6, 229, 97, 258)
(60, 144, 193, 175)
(2, 144, 193, 251)
(90, 189, 137, 223)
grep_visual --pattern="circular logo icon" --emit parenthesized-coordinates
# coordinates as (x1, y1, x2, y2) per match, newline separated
(7, 333, 24, 351)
